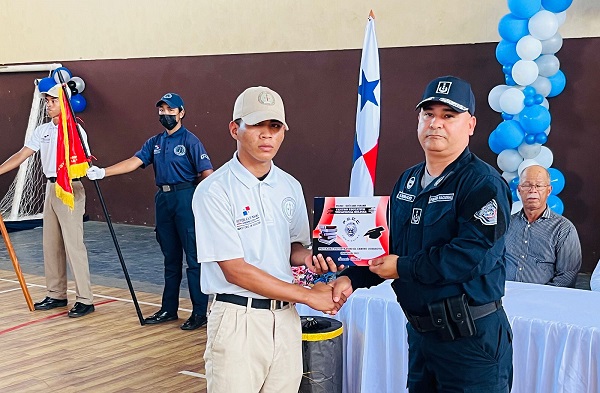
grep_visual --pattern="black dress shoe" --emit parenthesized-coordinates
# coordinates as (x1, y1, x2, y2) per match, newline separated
(144, 310, 178, 325)
(68, 302, 95, 318)
(180, 314, 207, 330)
(34, 297, 68, 310)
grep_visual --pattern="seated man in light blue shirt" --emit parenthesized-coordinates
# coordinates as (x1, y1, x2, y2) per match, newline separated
(505, 165, 581, 287)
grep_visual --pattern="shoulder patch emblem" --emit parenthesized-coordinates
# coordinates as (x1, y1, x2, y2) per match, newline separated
(474, 199, 498, 226)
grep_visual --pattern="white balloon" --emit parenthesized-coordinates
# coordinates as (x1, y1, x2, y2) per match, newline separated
(488, 85, 510, 113)
(518, 142, 542, 159)
(516, 35, 543, 61)
(512, 60, 539, 86)
(511, 201, 523, 214)
(499, 88, 525, 115)
(544, 125, 551, 135)
(556, 11, 567, 26)
(70, 76, 86, 93)
(535, 55, 560, 77)
(518, 159, 540, 175)
(530, 76, 552, 97)
(533, 146, 554, 168)
(497, 149, 524, 173)
(541, 97, 550, 110)
(502, 171, 518, 184)
(541, 33, 563, 54)
(529, 10, 559, 41)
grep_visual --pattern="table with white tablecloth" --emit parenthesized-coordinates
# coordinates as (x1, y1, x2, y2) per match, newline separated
(296, 280, 600, 393)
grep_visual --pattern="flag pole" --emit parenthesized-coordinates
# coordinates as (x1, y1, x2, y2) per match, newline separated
(56, 73, 145, 326)
(0, 213, 34, 311)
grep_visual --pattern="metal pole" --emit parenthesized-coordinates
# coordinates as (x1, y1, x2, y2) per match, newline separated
(56, 73, 145, 325)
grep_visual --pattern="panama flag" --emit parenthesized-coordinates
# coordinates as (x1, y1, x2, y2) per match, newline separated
(349, 11, 380, 197)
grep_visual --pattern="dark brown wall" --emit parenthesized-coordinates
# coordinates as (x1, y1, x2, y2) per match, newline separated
(0, 37, 598, 270)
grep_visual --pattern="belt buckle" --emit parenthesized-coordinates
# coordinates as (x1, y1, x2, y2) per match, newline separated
(270, 300, 279, 310)
(161, 185, 171, 192)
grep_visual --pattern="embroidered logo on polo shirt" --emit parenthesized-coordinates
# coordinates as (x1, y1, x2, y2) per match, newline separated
(200, 153, 210, 160)
(236, 205, 261, 230)
(153, 144, 161, 154)
(174, 145, 186, 156)
(281, 197, 296, 222)
(474, 199, 498, 226)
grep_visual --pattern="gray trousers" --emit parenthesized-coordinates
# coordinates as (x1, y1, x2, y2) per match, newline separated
(43, 180, 93, 305)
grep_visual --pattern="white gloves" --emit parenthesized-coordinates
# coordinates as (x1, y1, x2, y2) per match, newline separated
(87, 166, 106, 180)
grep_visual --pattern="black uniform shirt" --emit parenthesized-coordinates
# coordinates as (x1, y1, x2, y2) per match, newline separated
(344, 148, 512, 316)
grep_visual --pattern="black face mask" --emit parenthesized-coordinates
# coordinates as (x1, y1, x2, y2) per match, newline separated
(159, 114, 178, 130)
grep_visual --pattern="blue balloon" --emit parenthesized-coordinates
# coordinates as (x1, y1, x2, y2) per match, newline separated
(523, 86, 536, 97)
(51, 67, 72, 83)
(547, 70, 566, 98)
(488, 130, 504, 154)
(505, 75, 516, 86)
(534, 133, 548, 144)
(508, 0, 542, 18)
(502, 64, 513, 75)
(519, 105, 551, 134)
(525, 134, 536, 144)
(509, 176, 520, 191)
(547, 195, 564, 214)
(524, 96, 535, 106)
(533, 94, 544, 104)
(38, 77, 56, 93)
(512, 189, 520, 202)
(501, 112, 514, 120)
(495, 120, 526, 150)
(70, 94, 87, 113)
(541, 0, 573, 13)
(548, 167, 565, 194)
(496, 40, 520, 66)
(498, 14, 530, 42)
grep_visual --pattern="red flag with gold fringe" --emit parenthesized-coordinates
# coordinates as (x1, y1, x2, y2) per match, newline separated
(55, 86, 88, 209)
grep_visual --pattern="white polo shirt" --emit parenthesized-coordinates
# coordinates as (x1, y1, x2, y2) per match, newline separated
(192, 153, 310, 298)
(25, 121, 89, 178)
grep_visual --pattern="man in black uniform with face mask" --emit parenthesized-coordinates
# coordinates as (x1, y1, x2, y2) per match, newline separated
(87, 93, 213, 330)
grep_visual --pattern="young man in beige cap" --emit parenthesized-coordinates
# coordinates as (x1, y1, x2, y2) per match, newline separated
(192, 86, 343, 393)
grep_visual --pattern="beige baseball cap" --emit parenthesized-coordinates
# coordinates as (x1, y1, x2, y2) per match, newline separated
(232, 86, 288, 130)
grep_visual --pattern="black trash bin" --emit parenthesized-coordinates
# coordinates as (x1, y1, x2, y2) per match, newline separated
(299, 316, 343, 393)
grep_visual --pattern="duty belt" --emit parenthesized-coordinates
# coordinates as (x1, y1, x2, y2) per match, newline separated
(158, 182, 196, 192)
(406, 300, 502, 333)
(215, 293, 290, 310)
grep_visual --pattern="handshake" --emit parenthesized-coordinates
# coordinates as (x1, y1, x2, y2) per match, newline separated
(86, 166, 106, 180)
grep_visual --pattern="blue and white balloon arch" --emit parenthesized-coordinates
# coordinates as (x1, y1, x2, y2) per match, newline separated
(37, 66, 88, 113)
(488, 0, 572, 215)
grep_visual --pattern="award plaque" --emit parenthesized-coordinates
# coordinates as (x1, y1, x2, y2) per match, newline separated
(312, 196, 389, 266)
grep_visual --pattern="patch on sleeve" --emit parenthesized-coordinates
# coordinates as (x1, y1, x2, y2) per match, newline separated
(473, 199, 497, 226)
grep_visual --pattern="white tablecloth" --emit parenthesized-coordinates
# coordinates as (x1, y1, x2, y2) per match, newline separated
(296, 281, 600, 393)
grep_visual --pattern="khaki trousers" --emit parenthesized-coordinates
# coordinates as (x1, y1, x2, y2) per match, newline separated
(43, 181, 93, 305)
(204, 300, 302, 393)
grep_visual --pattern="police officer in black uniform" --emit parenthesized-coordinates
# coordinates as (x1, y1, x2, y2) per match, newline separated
(332, 76, 513, 392)
(87, 93, 213, 330)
